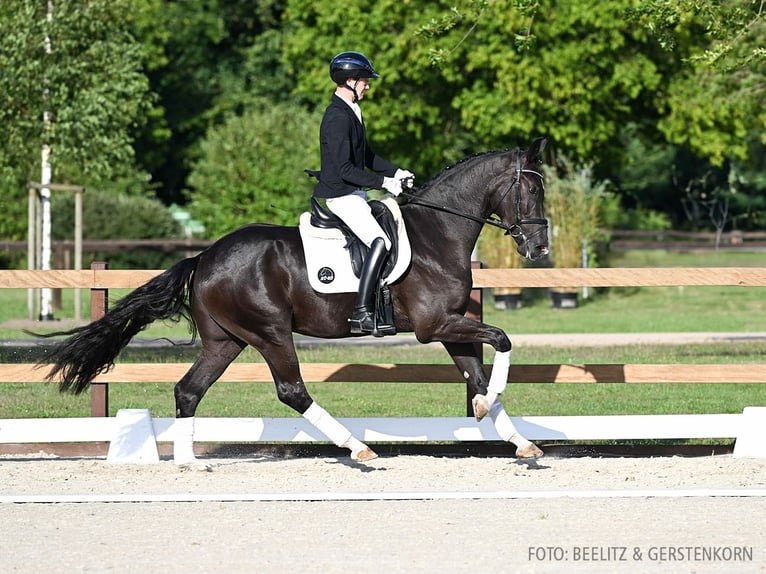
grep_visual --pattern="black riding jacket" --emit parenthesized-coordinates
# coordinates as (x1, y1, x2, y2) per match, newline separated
(313, 94, 398, 199)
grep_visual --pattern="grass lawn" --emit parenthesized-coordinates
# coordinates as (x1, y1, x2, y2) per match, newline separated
(2, 341, 765, 419)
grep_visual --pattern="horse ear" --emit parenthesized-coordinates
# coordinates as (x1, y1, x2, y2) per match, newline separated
(526, 137, 548, 163)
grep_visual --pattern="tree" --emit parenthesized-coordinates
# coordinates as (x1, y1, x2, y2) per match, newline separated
(629, 0, 765, 164)
(0, 0, 153, 318)
(0, 0, 152, 238)
(622, 1, 766, 229)
(281, 0, 684, 178)
(185, 103, 321, 238)
(0, 1, 151, 184)
(417, 0, 670, 165)
(128, 0, 290, 205)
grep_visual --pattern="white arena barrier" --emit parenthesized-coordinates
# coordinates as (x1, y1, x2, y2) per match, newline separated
(0, 407, 763, 463)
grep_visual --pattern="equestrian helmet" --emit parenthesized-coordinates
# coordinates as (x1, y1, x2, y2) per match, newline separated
(329, 51, 380, 84)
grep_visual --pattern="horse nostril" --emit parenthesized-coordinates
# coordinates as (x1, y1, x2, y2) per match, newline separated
(537, 245, 550, 256)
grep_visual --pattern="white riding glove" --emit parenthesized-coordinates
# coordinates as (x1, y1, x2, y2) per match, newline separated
(382, 176, 403, 196)
(395, 168, 415, 189)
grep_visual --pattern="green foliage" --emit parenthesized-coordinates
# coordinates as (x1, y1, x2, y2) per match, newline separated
(453, 1, 666, 161)
(128, 0, 290, 205)
(0, 0, 152, 182)
(629, 1, 766, 164)
(0, 166, 27, 242)
(616, 208, 673, 232)
(186, 103, 321, 238)
(4, 0, 766, 243)
(126, 0, 228, 204)
(282, 0, 681, 178)
(628, 0, 765, 68)
(416, 0, 540, 65)
(543, 157, 613, 269)
(0, 0, 154, 250)
(282, 0, 479, 175)
(52, 189, 183, 268)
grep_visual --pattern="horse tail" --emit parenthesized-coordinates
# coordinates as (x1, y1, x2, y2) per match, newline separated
(39, 256, 199, 395)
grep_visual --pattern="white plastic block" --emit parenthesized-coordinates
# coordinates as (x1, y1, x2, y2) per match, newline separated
(106, 409, 160, 464)
(733, 407, 766, 458)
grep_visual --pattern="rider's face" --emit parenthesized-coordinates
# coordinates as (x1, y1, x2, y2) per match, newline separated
(347, 77, 370, 100)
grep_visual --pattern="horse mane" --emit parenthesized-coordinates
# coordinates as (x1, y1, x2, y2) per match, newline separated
(412, 148, 519, 195)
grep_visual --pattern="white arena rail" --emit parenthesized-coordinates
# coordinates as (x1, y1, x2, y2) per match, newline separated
(0, 407, 763, 463)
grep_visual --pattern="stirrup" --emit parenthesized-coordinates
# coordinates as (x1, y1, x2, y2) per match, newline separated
(349, 310, 375, 335)
(349, 310, 395, 337)
(372, 318, 396, 337)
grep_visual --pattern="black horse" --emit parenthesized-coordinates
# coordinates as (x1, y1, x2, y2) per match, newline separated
(39, 137, 550, 466)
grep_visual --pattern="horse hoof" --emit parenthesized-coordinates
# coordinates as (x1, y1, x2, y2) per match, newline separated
(472, 395, 489, 421)
(177, 461, 213, 472)
(515, 443, 544, 459)
(352, 447, 378, 463)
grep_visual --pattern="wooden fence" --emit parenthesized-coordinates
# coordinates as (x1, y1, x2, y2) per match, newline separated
(1, 265, 765, 458)
(4, 230, 766, 256)
(608, 229, 766, 252)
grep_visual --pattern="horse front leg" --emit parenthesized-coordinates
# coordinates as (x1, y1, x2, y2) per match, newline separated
(436, 322, 513, 419)
(435, 321, 543, 458)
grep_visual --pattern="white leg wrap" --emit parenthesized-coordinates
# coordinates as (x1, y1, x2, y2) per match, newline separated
(173, 416, 197, 464)
(487, 350, 511, 395)
(489, 401, 532, 448)
(303, 402, 354, 449)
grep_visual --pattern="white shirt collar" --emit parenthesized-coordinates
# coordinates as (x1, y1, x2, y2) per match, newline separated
(340, 96, 363, 124)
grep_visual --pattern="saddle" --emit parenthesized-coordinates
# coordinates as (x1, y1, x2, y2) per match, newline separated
(309, 197, 399, 279)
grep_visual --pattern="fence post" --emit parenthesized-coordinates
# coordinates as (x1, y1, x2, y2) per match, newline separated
(90, 261, 109, 417)
(466, 261, 484, 416)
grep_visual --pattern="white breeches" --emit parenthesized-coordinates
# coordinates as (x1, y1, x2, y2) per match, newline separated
(326, 190, 391, 250)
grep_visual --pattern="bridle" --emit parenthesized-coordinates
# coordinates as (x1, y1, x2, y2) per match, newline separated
(489, 154, 547, 244)
(400, 153, 547, 242)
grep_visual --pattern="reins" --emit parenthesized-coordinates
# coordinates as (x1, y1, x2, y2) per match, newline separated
(399, 188, 514, 233)
(399, 154, 547, 238)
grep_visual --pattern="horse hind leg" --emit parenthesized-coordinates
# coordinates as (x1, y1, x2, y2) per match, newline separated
(256, 337, 378, 463)
(173, 339, 245, 469)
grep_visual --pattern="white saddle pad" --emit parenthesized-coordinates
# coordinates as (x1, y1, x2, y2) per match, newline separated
(298, 196, 412, 293)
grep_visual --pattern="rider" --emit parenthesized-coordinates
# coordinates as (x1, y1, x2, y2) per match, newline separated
(313, 51, 414, 335)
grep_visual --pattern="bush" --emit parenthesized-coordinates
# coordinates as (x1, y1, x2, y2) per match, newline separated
(186, 102, 321, 239)
(544, 157, 613, 270)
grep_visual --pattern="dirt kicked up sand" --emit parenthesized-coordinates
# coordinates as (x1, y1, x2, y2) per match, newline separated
(1, 453, 765, 573)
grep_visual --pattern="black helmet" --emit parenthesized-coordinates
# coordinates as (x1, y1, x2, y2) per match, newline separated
(329, 51, 380, 84)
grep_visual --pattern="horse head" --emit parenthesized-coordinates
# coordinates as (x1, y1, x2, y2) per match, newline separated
(491, 137, 550, 261)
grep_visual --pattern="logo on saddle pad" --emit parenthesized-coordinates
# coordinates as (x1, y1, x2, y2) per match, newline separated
(317, 266, 335, 284)
(298, 196, 412, 294)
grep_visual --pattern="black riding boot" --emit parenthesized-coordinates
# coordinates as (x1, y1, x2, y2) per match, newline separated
(349, 237, 390, 335)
